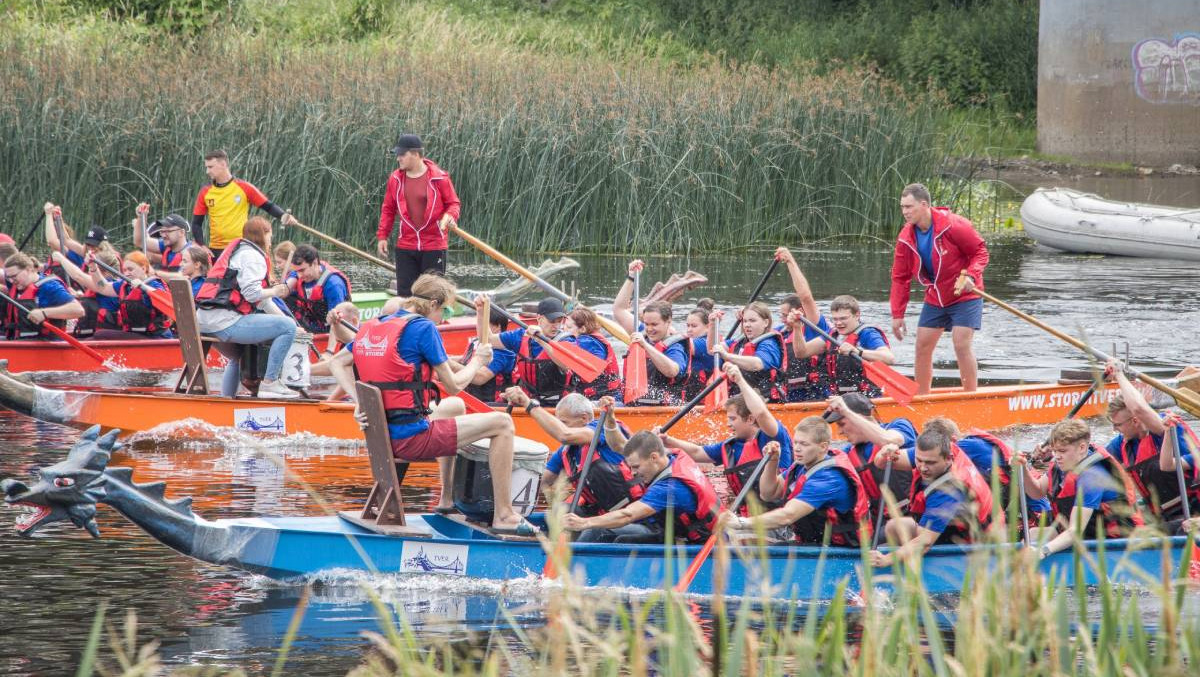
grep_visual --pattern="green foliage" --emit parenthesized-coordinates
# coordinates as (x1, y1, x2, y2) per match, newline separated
(70, 0, 240, 34)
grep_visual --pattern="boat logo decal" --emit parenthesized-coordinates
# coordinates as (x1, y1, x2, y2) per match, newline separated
(233, 407, 287, 434)
(1007, 388, 1116, 413)
(359, 306, 382, 321)
(401, 541, 467, 575)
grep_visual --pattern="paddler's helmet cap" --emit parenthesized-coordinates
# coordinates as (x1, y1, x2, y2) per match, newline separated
(536, 298, 567, 321)
(822, 392, 875, 423)
(391, 134, 423, 156)
(149, 214, 190, 237)
(84, 226, 108, 246)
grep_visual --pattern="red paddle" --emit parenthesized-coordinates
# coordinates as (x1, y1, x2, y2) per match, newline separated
(90, 258, 177, 322)
(703, 356, 729, 412)
(0, 289, 108, 368)
(461, 295, 607, 383)
(623, 270, 648, 403)
(338, 318, 493, 414)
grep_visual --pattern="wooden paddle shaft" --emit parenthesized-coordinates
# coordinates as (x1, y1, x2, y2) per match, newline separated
(568, 409, 611, 515)
(660, 375, 727, 433)
(291, 218, 398, 272)
(974, 286, 1200, 416)
(17, 210, 42, 251)
(451, 224, 631, 344)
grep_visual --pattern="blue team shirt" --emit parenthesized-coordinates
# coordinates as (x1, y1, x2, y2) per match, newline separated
(954, 436, 1001, 475)
(915, 225, 936, 279)
(638, 457, 697, 524)
(562, 333, 608, 361)
(792, 457, 856, 513)
(777, 314, 831, 342)
(500, 327, 546, 359)
(286, 266, 350, 309)
(1074, 459, 1123, 510)
(918, 483, 967, 533)
(544, 421, 625, 474)
(1106, 425, 1195, 469)
(691, 336, 714, 375)
(702, 420, 793, 471)
(485, 345, 516, 382)
(857, 418, 918, 463)
(34, 276, 74, 308)
(346, 311, 447, 441)
(727, 334, 782, 371)
(190, 276, 204, 299)
(849, 326, 888, 351)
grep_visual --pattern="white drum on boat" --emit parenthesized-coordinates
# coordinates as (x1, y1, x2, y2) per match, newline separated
(280, 334, 313, 389)
(453, 436, 549, 521)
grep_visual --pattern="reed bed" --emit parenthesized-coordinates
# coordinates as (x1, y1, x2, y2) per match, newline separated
(0, 21, 952, 254)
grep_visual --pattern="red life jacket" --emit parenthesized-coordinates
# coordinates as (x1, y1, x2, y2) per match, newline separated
(846, 439, 914, 524)
(3, 275, 69, 339)
(558, 420, 645, 517)
(645, 452, 720, 544)
(562, 332, 622, 399)
(1111, 422, 1199, 518)
(287, 263, 351, 333)
(158, 243, 188, 273)
(516, 331, 566, 403)
(352, 313, 440, 420)
(1049, 446, 1144, 538)
(116, 279, 172, 335)
(826, 326, 889, 398)
(719, 428, 782, 517)
(730, 330, 787, 402)
(907, 453, 996, 543)
(195, 239, 271, 315)
(638, 334, 698, 405)
(781, 326, 830, 402)
(460, 338, 515, 402)
(785, 450, 871, 546)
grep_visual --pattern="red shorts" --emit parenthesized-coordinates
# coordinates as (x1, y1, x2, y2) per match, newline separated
(390, 418, 459, 461)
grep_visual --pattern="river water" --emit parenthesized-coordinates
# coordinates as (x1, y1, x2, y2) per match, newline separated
(2, 234, 1199, 674)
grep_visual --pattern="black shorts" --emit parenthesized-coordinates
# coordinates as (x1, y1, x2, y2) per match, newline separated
(394, 248, 447, 296)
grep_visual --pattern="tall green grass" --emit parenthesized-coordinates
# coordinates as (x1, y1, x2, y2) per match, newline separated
(0, 19, 955, 254)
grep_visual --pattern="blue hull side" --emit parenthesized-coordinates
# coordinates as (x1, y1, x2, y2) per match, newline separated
(205, 514, 1194, 598)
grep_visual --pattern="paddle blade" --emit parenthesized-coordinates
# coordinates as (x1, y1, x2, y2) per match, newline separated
(862, 360, 918, 405)
(550, 341, 607, 383)
(623, 344, 648, 404)
(437, 383, 492, 414)
(703, 375, 728, 413)
(145, 287, 177, 322)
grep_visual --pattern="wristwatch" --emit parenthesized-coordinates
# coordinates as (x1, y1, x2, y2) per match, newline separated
(1039, 545, 1051, 559)
(525, 399, 541, 414)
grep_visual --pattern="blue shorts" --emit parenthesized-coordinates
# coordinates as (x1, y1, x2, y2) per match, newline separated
(918, 297, 982, 330)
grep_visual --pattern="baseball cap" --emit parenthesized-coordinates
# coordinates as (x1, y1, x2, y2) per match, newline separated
(148, 214, 190, 238)
(0, 233, 14, 246)
(391, 134, 423, 156)
(822, 392, 875, 423)
(536, 297, 567, 321)
(84, 226, 108, 246)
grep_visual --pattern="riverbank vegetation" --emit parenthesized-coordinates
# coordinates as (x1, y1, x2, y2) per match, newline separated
(0, 1, 1034, 252)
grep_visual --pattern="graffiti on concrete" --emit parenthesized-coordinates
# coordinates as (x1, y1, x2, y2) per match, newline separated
(1132, 33, 1200, 105)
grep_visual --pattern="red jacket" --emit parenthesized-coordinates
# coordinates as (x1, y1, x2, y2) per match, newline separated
(889, 207, 988, 318)
(376, 159, 462, 251)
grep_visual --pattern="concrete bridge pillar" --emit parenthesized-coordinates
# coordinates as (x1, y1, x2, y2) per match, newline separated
(1038, 0, 1200, 165)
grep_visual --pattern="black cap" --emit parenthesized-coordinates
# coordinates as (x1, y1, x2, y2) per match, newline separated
(149, 214, 190, 238)
(536, 297, 566, 321)
(391, 134, 423, 155)
(822, 392, 875, 423)
(84, 226, 107, 246)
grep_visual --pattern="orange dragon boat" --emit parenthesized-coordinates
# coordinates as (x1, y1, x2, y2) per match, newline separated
(0, 360, 1123, 449)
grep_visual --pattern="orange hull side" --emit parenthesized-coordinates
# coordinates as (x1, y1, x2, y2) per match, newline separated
(48, 381, 1118, 449)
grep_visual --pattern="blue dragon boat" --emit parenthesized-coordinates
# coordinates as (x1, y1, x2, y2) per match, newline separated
(3, 424, 1193, 599)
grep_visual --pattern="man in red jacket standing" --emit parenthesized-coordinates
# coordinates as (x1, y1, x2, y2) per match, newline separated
(376, 134, 462, 296)
(889, 183, 989, 394)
